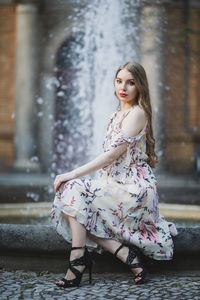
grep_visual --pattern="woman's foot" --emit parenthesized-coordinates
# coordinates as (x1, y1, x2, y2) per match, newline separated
(86, 234, 147, 284)
(56, 246, 93, 288)
(114, 243, 147, 284)
(56, 248, 85, 285)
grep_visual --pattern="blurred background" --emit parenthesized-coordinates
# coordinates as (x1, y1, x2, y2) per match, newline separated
(0, 0, 199, 225)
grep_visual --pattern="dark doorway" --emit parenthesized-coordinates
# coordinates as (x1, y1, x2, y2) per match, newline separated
(54, 33, 93, 174)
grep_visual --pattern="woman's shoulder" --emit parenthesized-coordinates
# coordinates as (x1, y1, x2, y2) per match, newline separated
(133, 104, 145, 115)
(127, 105, 146, 122)
(120, 105, 147, 135)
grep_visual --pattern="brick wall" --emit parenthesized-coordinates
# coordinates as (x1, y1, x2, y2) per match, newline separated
(163, 6, 200, 174)
(188, 8, 200, 130)
(0, 5, 16, 172)
(0, 3, 199, 176)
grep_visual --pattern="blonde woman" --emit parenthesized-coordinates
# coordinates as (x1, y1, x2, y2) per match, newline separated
(51, 62, 177, 287)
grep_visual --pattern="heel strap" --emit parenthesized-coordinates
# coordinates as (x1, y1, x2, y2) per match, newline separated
(71, 246, 86, 251)
(114, 244, 125, 258)
(129, 262, 142, 269)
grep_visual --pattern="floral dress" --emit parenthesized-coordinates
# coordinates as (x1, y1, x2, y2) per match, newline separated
(51, 107, 177, 260)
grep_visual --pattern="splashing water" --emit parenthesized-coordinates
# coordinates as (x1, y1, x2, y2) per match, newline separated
(53, 0, 141, 174)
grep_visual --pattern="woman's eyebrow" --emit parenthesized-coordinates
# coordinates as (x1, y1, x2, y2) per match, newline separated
(116, 77, 135, 81)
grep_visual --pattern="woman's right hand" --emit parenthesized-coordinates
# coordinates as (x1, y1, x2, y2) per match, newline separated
(54, 171, 76, 193)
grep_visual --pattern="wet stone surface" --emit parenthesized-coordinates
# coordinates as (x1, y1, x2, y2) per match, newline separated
(0, 270, 200, 300)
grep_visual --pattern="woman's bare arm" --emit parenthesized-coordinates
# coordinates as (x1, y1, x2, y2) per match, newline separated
(73, 108, 146, 177)
(54, 143, 127, 192)
(54, 108, 146, 192)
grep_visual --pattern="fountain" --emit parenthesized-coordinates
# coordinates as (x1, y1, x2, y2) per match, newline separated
(0, 0, 199, 227)
(1, 1, 200, 278)
(52, 0, 141, 175)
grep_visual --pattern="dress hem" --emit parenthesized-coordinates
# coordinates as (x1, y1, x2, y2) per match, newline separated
(52, 207, 174, 262)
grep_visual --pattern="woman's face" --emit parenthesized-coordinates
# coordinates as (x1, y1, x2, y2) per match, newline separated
(114, 68, 138, 107)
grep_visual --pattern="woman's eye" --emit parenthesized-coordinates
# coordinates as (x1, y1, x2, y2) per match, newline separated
(116, 79, 121, 84)
(129, 81, 135, 85)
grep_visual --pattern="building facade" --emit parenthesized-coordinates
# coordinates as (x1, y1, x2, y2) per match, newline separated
(0, 0, 199, 203)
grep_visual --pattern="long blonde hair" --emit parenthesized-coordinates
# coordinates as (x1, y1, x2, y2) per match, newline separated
(114, 61, 158, 168)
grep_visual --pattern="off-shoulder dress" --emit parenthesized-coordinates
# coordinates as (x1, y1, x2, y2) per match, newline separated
(51, 107, 177, 260)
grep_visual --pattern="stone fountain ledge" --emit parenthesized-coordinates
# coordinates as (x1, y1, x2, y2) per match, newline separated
(0, 202, 200, 220)
(1, 224, 199, 255)
(0, 224, 200, 273)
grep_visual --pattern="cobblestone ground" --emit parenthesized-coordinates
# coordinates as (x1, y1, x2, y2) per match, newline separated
(0, 270, 200, 300)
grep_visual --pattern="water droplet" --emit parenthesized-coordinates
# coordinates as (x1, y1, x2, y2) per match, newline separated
(57, 91, 65, 97)
(31, 156, 39, 162)
(58, 134, 64, 140)
(38, 112, 43, 117)
(26, 192, 39, 202)
(63, 120, 68, 127)
(37, 97, 43, 104)
(48, 187, 54, 194)
(50, 172, 55, 178)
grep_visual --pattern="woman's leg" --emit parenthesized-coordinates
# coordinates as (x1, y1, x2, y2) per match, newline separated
(59, 213, 142, 283)
(87, 232, 143, 276)
(57, 213, 87, 283)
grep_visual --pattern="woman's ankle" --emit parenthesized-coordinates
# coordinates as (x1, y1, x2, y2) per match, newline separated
(115, 245, 129, 262)
(70, 248, 85, 260)
(113, 244, 143, 276)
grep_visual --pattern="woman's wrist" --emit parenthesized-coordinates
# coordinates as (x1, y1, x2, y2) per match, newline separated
(72, 166, 88, 178)
(71, 169, 79, 179)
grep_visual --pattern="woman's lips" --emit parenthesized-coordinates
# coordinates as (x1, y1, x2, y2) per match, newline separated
(119, 93, 127, 97)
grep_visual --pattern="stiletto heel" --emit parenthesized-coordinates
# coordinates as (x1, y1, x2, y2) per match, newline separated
(84, 247, 93, 284)
(114, 243, 147, 284)
(56, 245, 93, 288)
(88, 264, 92, 284)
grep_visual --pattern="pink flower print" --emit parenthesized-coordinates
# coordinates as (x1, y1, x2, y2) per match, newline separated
(110, 208, 119, 216)
(129, 143, 136, 156)
(128, 227, 133, 234)
(136, 165, 147, 178)
(120, 224, 125, 237)
(63, 182, 70, 191)
(64, 196, 75, 207)
(112, 221, 117, 227)
(118, 202, 123, 211)
(138, 220, 160, 243)
(148, 185, 154, 190)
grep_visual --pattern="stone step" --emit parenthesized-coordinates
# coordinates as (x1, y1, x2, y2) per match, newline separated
(0, 173, 200, 204)
(0, 224, 200, 273)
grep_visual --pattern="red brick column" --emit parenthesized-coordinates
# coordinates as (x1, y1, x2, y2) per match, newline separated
(0, 5, 16, 172)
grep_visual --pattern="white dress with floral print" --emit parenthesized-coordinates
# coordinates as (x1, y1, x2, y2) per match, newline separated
(51, 107, 177, 260)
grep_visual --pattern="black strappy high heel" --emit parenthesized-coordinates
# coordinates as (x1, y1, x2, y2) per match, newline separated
(56, 246, 93, 288)
(114, 243, 147, 284)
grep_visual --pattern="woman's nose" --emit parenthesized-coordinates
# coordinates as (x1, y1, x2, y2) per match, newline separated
(121, 82, 126, 90)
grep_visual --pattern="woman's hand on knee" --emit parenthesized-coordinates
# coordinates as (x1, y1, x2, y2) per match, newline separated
(54, 171, 76, 193)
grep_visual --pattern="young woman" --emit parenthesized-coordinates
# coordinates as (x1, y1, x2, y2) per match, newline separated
(51, 61, 177, 287)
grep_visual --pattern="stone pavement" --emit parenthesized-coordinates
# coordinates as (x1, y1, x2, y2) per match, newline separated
(0, 270, 200, 300)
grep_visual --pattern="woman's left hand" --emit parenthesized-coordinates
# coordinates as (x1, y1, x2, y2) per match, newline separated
(54, 171, 75, 193)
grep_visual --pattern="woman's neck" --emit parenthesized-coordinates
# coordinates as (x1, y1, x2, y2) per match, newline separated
(120, 103, 136, 111)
